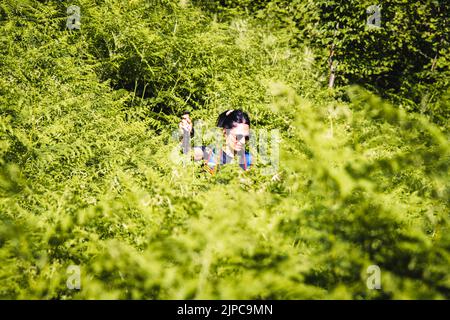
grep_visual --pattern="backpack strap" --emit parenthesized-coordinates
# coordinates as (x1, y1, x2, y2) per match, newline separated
(204, 147, 220, 175)
(213, 149, 222, 174)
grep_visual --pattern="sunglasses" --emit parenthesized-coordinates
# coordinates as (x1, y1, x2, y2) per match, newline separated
(234, 134, 250, 142)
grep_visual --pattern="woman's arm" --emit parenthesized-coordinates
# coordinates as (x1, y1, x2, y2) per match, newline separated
(178, 113, 209, 161)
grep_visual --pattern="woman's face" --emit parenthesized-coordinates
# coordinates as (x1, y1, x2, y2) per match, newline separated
(224, 123, 250, 153)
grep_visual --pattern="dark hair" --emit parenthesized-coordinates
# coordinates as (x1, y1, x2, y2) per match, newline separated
(216, 109, 250, 129)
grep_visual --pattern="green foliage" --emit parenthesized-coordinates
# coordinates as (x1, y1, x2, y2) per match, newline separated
(207, 0, 450, 123)
(0, 0, 449, 299)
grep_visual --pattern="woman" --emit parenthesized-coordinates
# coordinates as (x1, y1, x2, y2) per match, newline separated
(179, 109, 252, 174)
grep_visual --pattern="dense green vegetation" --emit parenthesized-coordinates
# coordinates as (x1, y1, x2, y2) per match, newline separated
(0, 0, 449, 299)
(197, 0, 450, 123)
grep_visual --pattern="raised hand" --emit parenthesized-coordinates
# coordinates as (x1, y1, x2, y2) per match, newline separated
(179, 113, 192, 154)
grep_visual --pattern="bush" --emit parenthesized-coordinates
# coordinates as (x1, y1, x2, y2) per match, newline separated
(0, 0, 449, 299)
